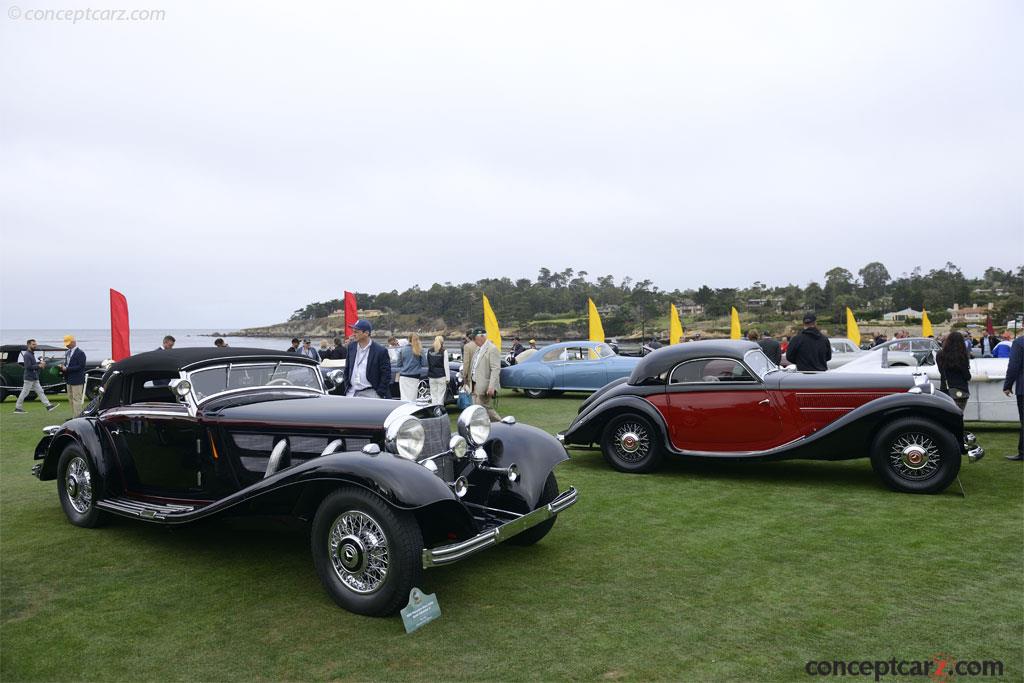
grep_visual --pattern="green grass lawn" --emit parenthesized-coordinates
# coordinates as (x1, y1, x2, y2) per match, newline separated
(2, 393, 1022, 681)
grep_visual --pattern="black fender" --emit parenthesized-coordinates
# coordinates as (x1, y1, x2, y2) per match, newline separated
(35, 418, 121, 498)
(471, 422, 570, 509)
(563, 394, 669, 448)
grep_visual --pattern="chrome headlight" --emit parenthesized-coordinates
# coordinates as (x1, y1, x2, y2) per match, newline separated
(457, 405, 491, 446)
(384, 415, 425, 460)
(449, 434, 468, 459)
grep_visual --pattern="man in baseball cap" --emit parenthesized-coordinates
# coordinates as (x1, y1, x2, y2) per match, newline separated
(343, 320, 392, 398)
(785, 312, 832, 371)
(468, 327, 501, 421)
(60, 334, 87, 416)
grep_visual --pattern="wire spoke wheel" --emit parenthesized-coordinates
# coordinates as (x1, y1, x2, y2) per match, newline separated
(64, 456, 93, 514)
(612, 422, 651, 463)
(328, 511, 390, 594)
(888, 431, 941, 480)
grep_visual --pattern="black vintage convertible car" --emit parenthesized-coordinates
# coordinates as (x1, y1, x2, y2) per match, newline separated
(560, 340, 983, 494)
(32, 348, 577, 616)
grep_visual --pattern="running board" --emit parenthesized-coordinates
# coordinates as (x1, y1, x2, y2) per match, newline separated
(96, 497, 198, 520)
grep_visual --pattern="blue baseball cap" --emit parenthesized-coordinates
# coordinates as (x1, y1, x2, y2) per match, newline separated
(353, 319, 372, 332)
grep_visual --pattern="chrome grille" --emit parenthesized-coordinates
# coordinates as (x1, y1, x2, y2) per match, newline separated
(420, 414, 453, 480)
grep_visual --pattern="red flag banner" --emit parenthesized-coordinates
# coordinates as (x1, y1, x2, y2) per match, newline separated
(985, 315, 995, 336)
(343, 291, 358, 338)
(110, 289, 131, 360)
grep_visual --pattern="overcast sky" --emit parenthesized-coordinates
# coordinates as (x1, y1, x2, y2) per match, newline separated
(1, 1, 1021, 329)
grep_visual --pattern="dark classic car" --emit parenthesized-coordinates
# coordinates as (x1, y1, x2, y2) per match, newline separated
(560, 340, 983, 494)
(1, 344, 95, 401)
(31, 348, 577, 616)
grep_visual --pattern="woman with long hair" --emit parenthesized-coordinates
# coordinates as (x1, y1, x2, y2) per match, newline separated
(397, 333, 426, 402)
(936, 330, 971, 412)
(426, 335, 451, 406)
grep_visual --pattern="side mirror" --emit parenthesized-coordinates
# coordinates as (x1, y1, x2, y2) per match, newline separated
(167, 378, 193, 400)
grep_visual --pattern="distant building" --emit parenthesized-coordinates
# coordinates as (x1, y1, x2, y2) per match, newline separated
(596, 304, 620, 316)
(678, 299, 704, 316)
(883, 307, 922, 321)
(747, 297, 784, 309)
(947, 302, 994, 324)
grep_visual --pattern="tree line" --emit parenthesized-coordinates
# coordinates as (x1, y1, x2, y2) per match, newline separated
(289, 264, 1023, 336)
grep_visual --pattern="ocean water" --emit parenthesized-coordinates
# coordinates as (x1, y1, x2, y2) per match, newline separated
(0, 329, 296, 362)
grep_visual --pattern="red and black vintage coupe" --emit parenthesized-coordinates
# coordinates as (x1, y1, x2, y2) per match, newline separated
(560, 340, 983, 493)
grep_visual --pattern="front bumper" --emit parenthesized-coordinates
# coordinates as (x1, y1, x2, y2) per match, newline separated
(422, 487, 578, 568)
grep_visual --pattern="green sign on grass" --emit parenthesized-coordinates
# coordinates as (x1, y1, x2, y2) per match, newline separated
(401, 588, 441, 634)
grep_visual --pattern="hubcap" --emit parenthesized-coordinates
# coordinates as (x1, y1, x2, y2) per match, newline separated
(889, 432, 940, 480)
(613, 423, 650, 463)
(329, 511, 389, 594)
(64, 456, 92, 514)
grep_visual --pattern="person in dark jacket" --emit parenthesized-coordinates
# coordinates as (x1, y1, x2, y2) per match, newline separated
(327, 337, 347, 360)
(1003, 335, 1024, 460)
(286, 338, 300, 353)
(936, 331, 971, 412)
(13, 339, 57, 413)
(59, 334, 87, 416)
(785, 313, 832, 371)
(748, 329, 782, 365)
(343, 320, 392, 398)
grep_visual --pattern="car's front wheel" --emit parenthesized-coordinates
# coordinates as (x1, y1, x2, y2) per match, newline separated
(870, 417, 961, 493)
(601, 413, 664, 473)
(523, 388, 549, 399)
(57, 444, 106, 527)
(311, 486, 423, 616)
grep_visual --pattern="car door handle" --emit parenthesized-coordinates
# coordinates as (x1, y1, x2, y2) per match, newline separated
(758, 399, 770, 406)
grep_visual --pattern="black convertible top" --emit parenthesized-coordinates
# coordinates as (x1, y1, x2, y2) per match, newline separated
(629, 339, 761, 383)
(108, 347, 313, 375)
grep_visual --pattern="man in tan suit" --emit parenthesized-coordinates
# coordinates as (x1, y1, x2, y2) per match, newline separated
(468, 327, 501, 422)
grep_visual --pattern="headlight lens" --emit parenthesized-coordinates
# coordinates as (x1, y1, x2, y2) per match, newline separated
(384, 416, 425, 460)
(457, 405, 491, 446)
(449, 434, 468, 459)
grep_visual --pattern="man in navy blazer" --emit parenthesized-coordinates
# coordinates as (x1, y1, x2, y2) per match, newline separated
(59, 334, 87, 416)
(1003, 334, 1024, 461)
(343, 319, 392, 399)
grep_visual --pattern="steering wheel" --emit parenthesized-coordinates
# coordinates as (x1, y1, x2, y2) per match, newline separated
(267, 378, 294, 387)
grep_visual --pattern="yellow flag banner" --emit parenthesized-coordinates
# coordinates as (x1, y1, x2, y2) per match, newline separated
(921, 309, 933, 337)
(846, 307, 861, 347)
(482, 294, 502, 352)
(670, 304, 683, 344)
(588, 298, 605, 343)
(730, 307, 741, 340)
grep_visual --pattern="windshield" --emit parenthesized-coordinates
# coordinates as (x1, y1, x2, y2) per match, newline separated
(743, 349, 778, 380)
(187, 362, 323, 401)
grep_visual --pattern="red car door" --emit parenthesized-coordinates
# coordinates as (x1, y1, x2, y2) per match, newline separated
(648, 357, 784, 452)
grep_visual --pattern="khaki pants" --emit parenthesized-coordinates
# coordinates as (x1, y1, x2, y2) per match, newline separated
(472, 391, 501, 422)
(68, 383, 85, 416)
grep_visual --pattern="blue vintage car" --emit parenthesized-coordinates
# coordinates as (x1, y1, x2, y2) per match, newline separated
(500, 341, 639, 398)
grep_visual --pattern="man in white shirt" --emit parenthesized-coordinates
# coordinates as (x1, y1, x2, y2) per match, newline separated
(343, 320, 392, 398)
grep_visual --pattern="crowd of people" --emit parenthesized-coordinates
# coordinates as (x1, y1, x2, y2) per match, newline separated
(9, 318, 1023, 454)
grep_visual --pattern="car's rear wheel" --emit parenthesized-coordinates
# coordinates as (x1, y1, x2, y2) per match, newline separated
(523, 388, 549, 399)
(870, 417, 961, 493)
(57, 444, 106, 527)
(506, 472, 560, 546)
(601, 413, 664, 473)
(311, 486, 423, 616)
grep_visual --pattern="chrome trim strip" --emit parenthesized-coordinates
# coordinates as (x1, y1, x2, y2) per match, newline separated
(96, 497, 196, 520)
(967, 446, 984, 463)
(101, 407, 193, 420)
(422, 487, 578, 568)
(673, 436, 808, 457)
